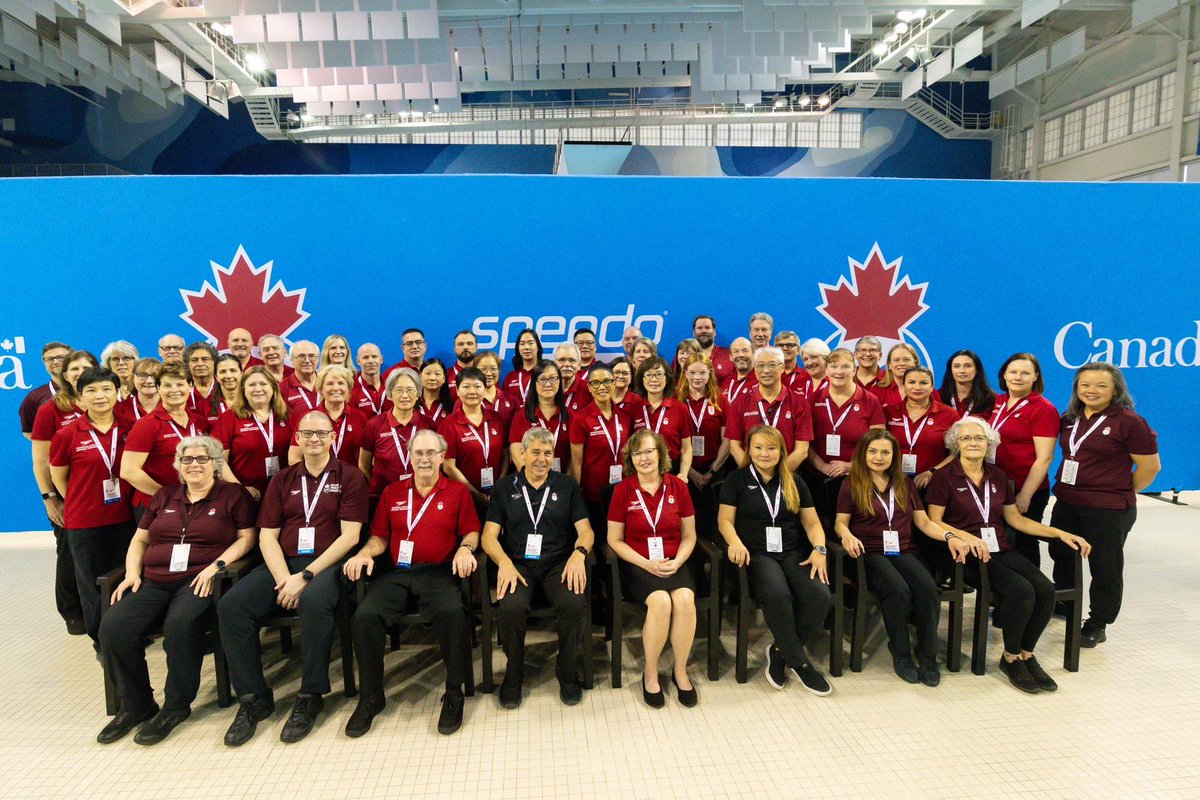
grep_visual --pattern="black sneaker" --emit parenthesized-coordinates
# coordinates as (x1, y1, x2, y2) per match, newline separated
(280, 693, 324, 743)
(65, 617, 87, 636)
(224, 692, 275, 747)
(999, 656, 1040, 694)
(559, 680, 582, 706)
(438, 689, 465, 735)
(1023, 656, 1058, 692)
(918, 659, 941, 687)
(789, 661, 832, 696)
(133, 706, 191, 746)
(764, 644, 787, 690)
(893, 657, 920, 684)
(97, 702, 159, 744)
(498, 674, 523, 709)
(1080, 619, 1107, 648)
(345, 695, 385, 738)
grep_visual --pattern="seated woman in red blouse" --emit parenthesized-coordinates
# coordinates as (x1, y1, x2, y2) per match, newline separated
(834, 430, 979, 687)
(607, 430, 698, 709)
(96, 436, 256, 746)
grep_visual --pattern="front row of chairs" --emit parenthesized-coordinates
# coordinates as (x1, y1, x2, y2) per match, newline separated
(95, 543, 1085, 715)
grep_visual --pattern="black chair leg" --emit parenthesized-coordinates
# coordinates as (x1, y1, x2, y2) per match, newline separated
(1064, 550, 1083, 672)
(735, 602, 750, 684)
(971, 578, 990, 676)
(337, 606, 357, 698)
(279, 626, 293, 654)
(946, 594, 964, 673)
(706, 603, 720, 681)
(480, 610, 494, 694)
(850, 593, 867, 673)
(610, 605, 623, 689)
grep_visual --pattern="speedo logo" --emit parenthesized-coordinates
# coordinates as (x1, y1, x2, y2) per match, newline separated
(472, 304, 665, 359)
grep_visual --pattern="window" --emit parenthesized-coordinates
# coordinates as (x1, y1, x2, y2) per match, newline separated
(661, 125, 684, 145)
(1158, 71, 1175, 124)
(795, 120, 818, 147)
(727, 124, 751, 146)
(1043, 115, 1062, 161)
(1131, 80, 1158, 133)
(1022, 128, 1033, 171)
(1107, 89, 1130, 141)
(1061, 108, 1083, 155)
(818, 115, 839, 147)
(1083, 100, 1105, 148)
(684, 124, 707, 146)
(751, 124, 772, 146)
(1190, 60, 1200, 115)
(841, 113, 862, 148)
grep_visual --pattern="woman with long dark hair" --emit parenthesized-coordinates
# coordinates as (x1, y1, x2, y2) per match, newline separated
(938, 350, 996, 419)
(502, 329, 543, 402)
(418, 358, 455, 425)
(508, 360, 570, 472)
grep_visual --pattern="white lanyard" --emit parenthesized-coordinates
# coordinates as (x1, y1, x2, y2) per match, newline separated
(405, 486, 437, 540)
(49, 381, 58, 398)
(87, 427, 119, 479)
(726, 376, 749, 403)
(389, 421, 416, 470)
(752, 469, 782, 524)
(515, 372, 529, 400)
(824, 396, 854, 432)
(167, 418, 196, 440)
(295, 384, 316, 411)
(952, 395, 972, 415)
(465, 419, 491, 462)
(300, 470, 331, 527)
(990, 397, 1029, 432)
(597, 411, 623, 460)
(252, 410, 275, 451)
(1067, 414, 1106, 459)
(686, 398, 709, 432)
(900, 411, 932, 453)
(642, 403, 668, 433)
(874, 485, 896, 527)
(536, 412, 562, 449)
(329, 414, 349, 457)
(758, 398, 782, 428)
(357, 376, 381, 415)
(132, 400, 144, 420)
(635, 485, 667, 534)
(521, 481, 552, 533)
(966, 479, 991, 525)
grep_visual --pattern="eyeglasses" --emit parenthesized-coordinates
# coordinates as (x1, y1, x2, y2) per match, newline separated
(588, 378, 614, 388)
(298, 430, 333, 440)
(536, 376, 560, 386)
(393, 386, 417, 396)
(778, 343, 799, 350)
(179, 455, 212, 465)
(135, 373, 159, 382)
(856, 347, 881, 354)
(643, 371, 666, 380)
(632, 448, 657, 459)
(957, 435, 989, 443)
(755, 362, 783, 370)
(403, 339, 426, 348)
(412, 449, 444, 460)
(575, 340, 596, 347)
(294, 354, 318, 362)
(110, 356, 136, 364)
(43, 355, 67, 363)
(160, 345, 184, 353)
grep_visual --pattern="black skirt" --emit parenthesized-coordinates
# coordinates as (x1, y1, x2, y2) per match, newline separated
(619, 560, 696, 602)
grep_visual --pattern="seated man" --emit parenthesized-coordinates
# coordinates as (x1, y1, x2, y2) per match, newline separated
(342, 429, 480, 737)
(481, 427, 593, 708)
(218, 410, 368, 746)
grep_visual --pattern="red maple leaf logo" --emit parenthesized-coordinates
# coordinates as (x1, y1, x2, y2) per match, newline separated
(179, 247, 309, 346)
(816, 243, 928, 341)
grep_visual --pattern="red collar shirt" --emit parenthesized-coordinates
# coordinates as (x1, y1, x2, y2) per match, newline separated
(780, 368, 813, 398)
(32, 401, 82, 443)
(883, 401, 957, 475)
(568, 404, 632, 503)
(724, 385, 814, 453)
(115, 396, 156, 430)
(480, 389, 519, 435)
(257, 458, 369, 557)
(809, 385, 885, 462)
(49, 417, 133, 528)
(371, 475, 479, 566)
(350, 374, 387, 418)
(124, 406, 210, 508)
(989, 392, 1059, 491)
(361, 410, 433, 497)
(211, 408, 292, 495)
(318, 405, 369, 469)
(682, 396, 725, 471)
(439, 409, 504, 494)
(607, 473, 694, 559)
(720, 372, 758, 407)
(279, 374, 320, 418)
(502, 368, 534, 403)
(631, 397, 694, 462)
(381, 359, 422, 384)
(19, 382, 56, 435)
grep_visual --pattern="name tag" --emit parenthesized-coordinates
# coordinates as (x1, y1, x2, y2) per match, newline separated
(524, 533, 543, 560)
(691, 435, 705, 458)
(169, 543, 190, 573)
(985, 453, 996, 464)
(551, 457, 562, 472)
(265, 456, 280, 477)
(479, 467, 495, 489)
(765, 526, 783, 553)
(980, 526, 1000, 553)
(297, 526, 316, 555)
(102, 478, 121, 505)
(825, 434, 842, 457)
(609, 465, 623, 484)
(397, 539, 414, 568)
(883, 529, 901, 556)
(647, 536, 665, 561)
(900, 454, 917, 475)
(1060, 459, 1079, 486)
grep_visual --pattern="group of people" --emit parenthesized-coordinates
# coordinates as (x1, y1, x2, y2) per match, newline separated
(20, 312, 1159, 745)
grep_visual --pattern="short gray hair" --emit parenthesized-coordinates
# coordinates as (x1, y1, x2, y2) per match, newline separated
(945, 417, 1001, 461)
(773, 330, 799, 344)
(102, 340, 139, 363)
(385, 367, 421, 397)
(800, 338, 831, 359)
(521, 427, 555, 450)
(412, 428, 447, 452)
(754, 346, 785, 365)
(749, 312, 774, 328)
(553, 343, 581, 360)
(174, 435, 225, 476)
(289, 339, 318, 358)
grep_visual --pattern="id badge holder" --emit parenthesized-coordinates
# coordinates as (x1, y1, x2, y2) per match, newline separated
(609, 465, 623, 484)
(1060, 459, 1079, 485)
(265, 456, 280, 478)
(647, 536, 665, 561)
(551, 457, 562, 472)
(691, 435, 705, 458)
(900, 454, 917, 475)
(297, 526, 316, 555)
(169, 543, 191, 573)
(102, 477, 121, 505)
(825, 434, 842, 458)
(397, 539, 414, 569)
(985, 453, 996, 465)
(479, 467, 495, 490)
(980, 526, 1000, 553)
(883, 530, 901, 556)
(765, 526, 783, 553)
(525, 533, 543, 560)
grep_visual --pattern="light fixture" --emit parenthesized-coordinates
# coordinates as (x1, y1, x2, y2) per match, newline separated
(896, 10, 914, 22)
(872, 42, 888, 56)
(300, 113, 314, 123)
(817, 94, 830, 107)
(797, 94, 812, 107)
(245, 51, 267, 72)
(364, 113, 376, 120)
(285, 111, 300, 124)
(885, 32, 898, 44)
(773, 97, 787, 109)
(894, 21, 909, 35)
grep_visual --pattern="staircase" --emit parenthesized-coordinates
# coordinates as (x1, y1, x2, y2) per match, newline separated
(244, 96, 286, 140)
(903, 87, 996, 140)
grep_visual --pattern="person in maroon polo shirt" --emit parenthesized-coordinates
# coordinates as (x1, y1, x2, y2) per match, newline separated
(508, 360, 571, 473)
(692, 314, 734, 385)
(359, 369, 432, 508)
(49, 366, 134, 645)
(226, 328, 260, 370)
(800, 338, 832, 398)
(926, 417, 1090, 694)
(775, 331, 812, 398)
(213, 354, 243, 420)
(96, 436, 256, 746)
(279, 340, 320, 418)
(502, 329, 542, 402)
(884, 366, 956, 489)
(115, 358, 162, 430)
(553, 343, 588, 415)
(382, 328, 427, 383)
(33, 350, 95, 532)
(1048, 363, 1160, 648)
(474, 351, 520, 435)
(218, 409, 368, 746)
(853, 337, 886, 390)
(725, 346, 813, 473)
(670, 338, 701, 384)
(869, 343, 919, 410)
(440, 367, 506, 517)
(448, 330, 477, 390)
(632, 356, 694, 480)
(343, 429, 480, 737)
(20, 341, 70, 441)
(835, 430, 978, 687)
(184, 342, 220, 420)
(621, 326, 642, 359)
(212, 366, 291, 501)
(351, 343, 386, 417)
(257, 334, 291, 385)
(629, 337, 657, 372)
(418, 358, 454, 425)
(573, 328, 598, 377)
(938, 349, 996, 420)
(721, 337, 757, 407)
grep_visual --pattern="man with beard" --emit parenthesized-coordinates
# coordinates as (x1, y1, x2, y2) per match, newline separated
(692, 315, 733, 384)
(448, 330, 478, 395)
(721, 337, 757, 406)
(554, 343, 587, 414)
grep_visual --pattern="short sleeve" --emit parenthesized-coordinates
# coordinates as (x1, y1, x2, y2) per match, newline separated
(256, 474, 285, 529)
(673, 476, 695, 517)
(1030, 398, 1060, 438)
(866, 394, 886, 426)
(484, 484, 508, 527)
(567, 479, 589, 524)
(337, 466, 370, 524)
(1125, 413, 1159, 456)
(32, 403, 59, 443)
(794, 473, 815, 508)
(231, 485, 256, 528)
(924, 471, 951, 508)
(835, 480, 854, 515)
(438, 418, 459, 459)
(568, 413, 588, 445)
(791, 396, 814, 442)
(48, 426, 73, 468)
(125, 416, 157, 454)
(724, 397, 745, 442)
(718, 470, 744, 506)
(456, 486, 481, 535)
(211, 413, 235, 449)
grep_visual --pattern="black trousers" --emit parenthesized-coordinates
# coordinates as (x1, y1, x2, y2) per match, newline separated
(1049, 501, 1136, 626)
(746, 551, 832, 670)
(218, 557, 342, 697)
(99, 578, 213, 712)
(497, 558, 589, 684)
(687, 480, 719, 542)
(67, 523, 134, 642)
(862, 553, 940, 662)
(53, 523, 83, 623)
(352, 565, 470, 699)
(968, 550, 1055, 654)
(1011, 486, 1050, 567)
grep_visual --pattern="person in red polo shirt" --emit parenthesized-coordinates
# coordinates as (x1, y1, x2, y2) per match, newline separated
(49, 366, 134, 644)
(1048, 364, 1160, 648)
(884, 366, 956, 489)
(676, 353, 731, 541)
(184, 342, 220, 421)
(440, 367, 506, 517)
(502, 329, 542, 402)
(748, 312, 773, 352)
(868, 343, 919, 409)
(573, 328, 599, 378)
(775, 331, 813, 398)
(692, 314, 734, 385)
(509, 361, 571, 473)
(554, 343, 589, 415)
(448, 330, 477, 390)
(213, 354, 243, 420)
(569, 364, 632, 533)
(632, 356, 694, 480)
(218, 409, 368, 746)
(20, 341, 70, 441)
(279, 340, 320, 418)
(721, 337, 757, 406)
(115, 358, 162, 429)
(307, 364, 367, 469)
(226, 328, 260, 370)
(852, 336, 886, 390)
(96, 436, 256, 746)
(381, 328, 427, 383)
(257, 334, 292, 385)
(343, 429, 480, 737)
(351, 343, 387, 417)
(359, 368, 433, 506)
(212, 366, 291, 500)
(418, 359, 454, 425)
(121, 363, 209, 524)
(938, 349, 997, 420)
(725, 346, 813, 473)
(474, 351, 520, 434)
(609, 357, 646, 419)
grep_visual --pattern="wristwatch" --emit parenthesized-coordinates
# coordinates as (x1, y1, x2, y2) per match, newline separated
(459, 543, 475, 553)
(215, 560, 227, 572)
(40, 491, 57, 500)
(813, 545, 828, 555)
(301, 569, 315, 583)
(943, 531, 958, 542)
(574, 546, 589, 557)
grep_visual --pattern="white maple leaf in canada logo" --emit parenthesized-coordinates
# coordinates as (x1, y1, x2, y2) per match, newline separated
(179, 246, 309, 346)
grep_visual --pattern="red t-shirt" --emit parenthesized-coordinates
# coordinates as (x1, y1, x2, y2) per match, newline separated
(631, 397, 694, 462)
(682, 396, 724, 470)
(211, 409, 293, 495)
(883, 401, 957, 475)
(32, 401, 82, 443)
(1052, 406, 1158, 510)
(481, 390, 519, 435)
(279, 374, 320, 418)
(926, 460, 1016, 552)
(361, 410, 433, 497)
(140, 482, 254, 582)
(257, 458, 369, 557)
(370, 475, 479, 566)
(720, 372, 758, 407)
(867, 381, 902, 409)
(49, 417, 133, 528)
(607, 473, 694, 559)
(809, 385, 886, 462)
(724, 386, 814, 453)
(780, 369, 813, 398)
(125, 406, 210, 508)
(508, 406, 571, 469)
(836, 477, 924, 555)
(350, 374, 387, 417)
(319, 405, 368, 469)
(568, 404, 632, 503)
(501, 368, 534, 403)
(381, 359, 421, 385)
(989, 392, 1059, 491)
(439, 409, 505, 494)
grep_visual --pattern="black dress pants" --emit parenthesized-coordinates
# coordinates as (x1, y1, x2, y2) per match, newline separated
(68, 522, 133, 642)
(1012, 486, 1050, 567)
(1049, 501, 1136, 626)
(967, 550, 1055, 654)
(746, 551, 832, 670)
(52, 523, 83, 624)
(862, 553, 939, 662)
(496, 558, 588, 684)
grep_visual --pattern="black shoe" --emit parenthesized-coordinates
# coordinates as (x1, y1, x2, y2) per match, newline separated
(559, 680, 582, 706)
(1023, 656, 1058, 692)
(1080, 619, 1107, 648)
(224, 692, 275, 747)
(65, 618, 87, 636)
(345, 695, 385, 738)
(918, 659, 941, 687)
(499, 672, 523, 709)
(280, 693, 324, 743)
(133, 706, 191, 746)
(764, 644, 787, 690)
(438, 689, 464, 735)
(97, 702, 158, 744)
(893, 657, 920, 684)
(671, 673, 698, 707)
(790, 661, 832, 696)
(999, 656, 1040, 694)
(641, 673, 665, 709)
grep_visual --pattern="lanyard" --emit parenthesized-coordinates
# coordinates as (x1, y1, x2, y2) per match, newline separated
(824, 395, 854, 432)
(751, 469, 782, 524)
(357, 376, 381, 415)
(465, 419, 491, 461)
(966, 478, 991, 525)
(133, 400, 144, 421)
(521, 480, 552, 533)
(49, 381, 58, 398)
(952, 395, 972, 415)
(295, 384, 316, 411)
(87, 427, 119, 479)
(300, 470, 331, 526)
(389, 420, 417, 471)
(405, 486, 437, 540)
(990, 397, 1029, 432)
(329, 414, 349, 457)
(686, 398, 709, 432)
(642, 403, 668, 433)
(252, 410, 275, 452)
(167, 418, 196, 440)
(536, 411, 562, 449)
(900, 411, 932, 453)
(874, 485, 896, 527)
(515, 372, 529, 400)
(726, 376, 749, 403)
(597, 410, 623, 460)
(757, 398, 782, 428)
(635, 485, 666, 534)
(1067, 414, 1106, 458)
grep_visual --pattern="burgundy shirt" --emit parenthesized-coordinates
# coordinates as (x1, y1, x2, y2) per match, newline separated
(115, 396, 157, 430)
(319, 404, 369, 469)
(809, 385, 886, 462)
(49, 417, 134, 528)
(351, 374, 387, 417)
(125, 406, 210, 508)
(631, 397, 695, 462)
(1052, 405, 1158, 510)
(211, 409, 293, 495)
(361, 410, 433, 497)
(719, 372, 758, 407)
(32, 400, 82, 443)
(836, 477, 924, 555)
(724, 385, 814, 452)
(502, 368, 534, 403)
(989, 392, 1059, 491)
(257, 458, 369, 557)
(607, 473, 694, 560)
(279, 374, 320, 419)
(19, 382, 56, 435)
(371, 475, 479, 566)
(140, 482, 254, 582)
(926, 460, 1016, 552)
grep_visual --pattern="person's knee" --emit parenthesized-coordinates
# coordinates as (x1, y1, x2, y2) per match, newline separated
(671, 588, 696, 614)
(98, 608, 136, 647)
(645, 591, 672, 618)
(497, 593, 531, 621)
(557, 591, 588, 620)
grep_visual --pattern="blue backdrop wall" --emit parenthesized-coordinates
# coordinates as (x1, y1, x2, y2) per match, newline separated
(1, 175, 1195, 531)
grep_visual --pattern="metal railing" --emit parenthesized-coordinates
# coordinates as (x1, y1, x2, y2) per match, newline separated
(911, 86, 997, 130)
(0, 164, 132, 177)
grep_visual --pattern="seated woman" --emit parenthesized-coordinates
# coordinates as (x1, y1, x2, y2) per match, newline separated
(834, 430, 980, 687)
(607, 429, 698, 708)
(717, 425, 832, 696)
(96, 436, 256, 745)
(925, 417, 1091, 694)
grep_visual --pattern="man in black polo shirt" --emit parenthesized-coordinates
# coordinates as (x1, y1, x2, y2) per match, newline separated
(481, 427, 593, 708)
(218, 410, 368, 746)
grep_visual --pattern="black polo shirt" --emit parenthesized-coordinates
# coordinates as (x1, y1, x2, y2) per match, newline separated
(719, 466, 815, 554)
(486, 469, 589, 565)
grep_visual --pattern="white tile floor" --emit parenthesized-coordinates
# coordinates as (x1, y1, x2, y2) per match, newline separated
(2, 494, 1198, 800)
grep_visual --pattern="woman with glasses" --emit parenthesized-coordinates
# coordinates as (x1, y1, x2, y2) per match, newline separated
(570, 365, 632, 531)
(633, 356, 693, 482)
(800, 338, 832, 397)
(473, 352, 520, 435)
(868, 343, 920, 409)
(502, 329, 542, 403)
(95, 436, 256, 746)
(101, 341, 140, 401)
(853, 337, 886, 390)
(116, 358, 162, 429)
(360, 368, 432, 511)
(508, 360, 571, 473)
(212, 366, 291, 501)
(609, 356, 645, 418)
(440, 367, 506, 517)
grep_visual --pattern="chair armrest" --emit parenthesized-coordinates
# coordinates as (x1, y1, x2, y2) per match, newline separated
(98, 566, 127, 615)
(223, 555, 260, 582)
(694, 536, 720, 565)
